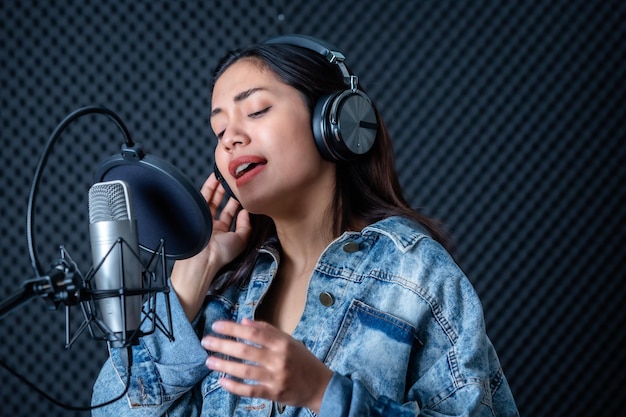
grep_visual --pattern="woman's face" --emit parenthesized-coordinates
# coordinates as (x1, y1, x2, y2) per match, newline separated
(211, 58, 335, 218)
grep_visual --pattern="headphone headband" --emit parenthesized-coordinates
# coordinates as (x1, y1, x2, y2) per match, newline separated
(263, 34, 355, 89)
(264, 34, 339, 59)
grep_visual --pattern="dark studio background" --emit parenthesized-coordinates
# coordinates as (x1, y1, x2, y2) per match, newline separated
(1, 1, 624, 416)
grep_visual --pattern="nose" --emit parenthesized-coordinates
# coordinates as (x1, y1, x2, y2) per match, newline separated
(220, 120, 250, 152)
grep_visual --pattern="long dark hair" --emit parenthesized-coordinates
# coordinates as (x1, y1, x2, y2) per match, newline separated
(209, 41, 451, 292)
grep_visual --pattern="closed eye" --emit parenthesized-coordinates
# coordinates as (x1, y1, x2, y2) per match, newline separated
(249, 106, 271, 118)
(214, 106, 271, 140)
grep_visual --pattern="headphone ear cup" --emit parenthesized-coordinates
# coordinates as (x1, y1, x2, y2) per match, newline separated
(312, 92, 340, 161)
(312, 89, 379, 162)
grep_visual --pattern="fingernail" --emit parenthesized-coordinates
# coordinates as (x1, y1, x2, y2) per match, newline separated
(201, 337, 211, 349)
(205, 356, 216, 368)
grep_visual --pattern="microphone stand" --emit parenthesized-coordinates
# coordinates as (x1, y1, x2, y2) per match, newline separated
(0, 241, 173, 411)
(0, 248, 83, 320)
(0, 249, 134, 412)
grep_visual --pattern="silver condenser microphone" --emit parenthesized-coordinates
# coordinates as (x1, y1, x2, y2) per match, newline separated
(88, 180, 143, 347)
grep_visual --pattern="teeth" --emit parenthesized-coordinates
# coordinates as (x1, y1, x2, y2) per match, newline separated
(235, 162, 252, 177)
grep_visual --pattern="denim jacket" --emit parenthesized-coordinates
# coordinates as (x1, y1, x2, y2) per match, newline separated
(92, 216, 519, 416)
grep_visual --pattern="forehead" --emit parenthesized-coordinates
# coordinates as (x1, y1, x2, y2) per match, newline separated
(212, 59, 277, 100)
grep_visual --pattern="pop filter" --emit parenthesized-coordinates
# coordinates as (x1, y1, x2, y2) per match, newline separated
(95, 144, 212, 260)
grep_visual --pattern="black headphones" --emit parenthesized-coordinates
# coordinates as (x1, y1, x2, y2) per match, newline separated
(264, 34, 379, 162)
(213, 34, 379, 199)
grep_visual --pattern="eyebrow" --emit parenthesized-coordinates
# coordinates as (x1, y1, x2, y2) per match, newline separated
(210, 87, 267, 117)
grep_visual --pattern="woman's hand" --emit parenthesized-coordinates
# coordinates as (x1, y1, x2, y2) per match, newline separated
(171, 173, 251, 321)
(201, 318, 333, 414)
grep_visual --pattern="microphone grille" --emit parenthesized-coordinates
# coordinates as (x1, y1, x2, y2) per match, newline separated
(88, 180, 132, 223)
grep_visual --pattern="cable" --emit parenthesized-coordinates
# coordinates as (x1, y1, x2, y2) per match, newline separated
(16, 107, 136, 411)
(0, 346, 132, 411)
(26, 106, 135, 276)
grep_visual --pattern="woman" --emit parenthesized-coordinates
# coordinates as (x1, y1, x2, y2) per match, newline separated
(92, 34, 518, 416)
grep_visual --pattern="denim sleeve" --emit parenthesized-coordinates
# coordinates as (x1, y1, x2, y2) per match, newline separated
(91, 287, 211, 416)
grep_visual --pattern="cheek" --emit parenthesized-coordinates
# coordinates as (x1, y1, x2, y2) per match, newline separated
(280, 117, 319, 158)
(214, 147, 229, 178)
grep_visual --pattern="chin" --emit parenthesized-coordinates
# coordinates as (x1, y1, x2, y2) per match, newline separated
(239, 192, 290, 219)
(237, 195, 268, 215)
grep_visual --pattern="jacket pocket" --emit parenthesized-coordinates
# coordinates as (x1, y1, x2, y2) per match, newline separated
(325, 299, 420, 401)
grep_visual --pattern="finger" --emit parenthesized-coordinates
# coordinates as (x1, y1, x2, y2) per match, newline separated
(200, 174, 226, 218)
(210, 320, 284, 353)
(209, 184, 227, 214)
(206, 355, 280, 403)
(200, 173, 220, 201)
(234, 209, 252, 239)
(216, 374, 270, 401)
(218, 194, 241, 222)
(205, 354, 265, 384)
(202, 334, 264, 364)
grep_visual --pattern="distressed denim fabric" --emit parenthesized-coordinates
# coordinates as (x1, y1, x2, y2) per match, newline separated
(92, 216, 519, 416)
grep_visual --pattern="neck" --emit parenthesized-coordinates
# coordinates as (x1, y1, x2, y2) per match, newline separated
(274, 209, 334, 274)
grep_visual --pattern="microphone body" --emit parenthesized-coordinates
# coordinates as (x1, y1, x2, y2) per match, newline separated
(88, 180, 143, 347)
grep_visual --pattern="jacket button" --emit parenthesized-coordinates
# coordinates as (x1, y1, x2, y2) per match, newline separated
(319, 292, 335, 307)
(342, 241, 360, 253)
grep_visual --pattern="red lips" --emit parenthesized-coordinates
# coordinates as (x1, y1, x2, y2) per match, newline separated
(228, 155, 267, 186)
